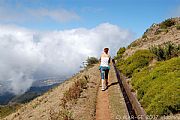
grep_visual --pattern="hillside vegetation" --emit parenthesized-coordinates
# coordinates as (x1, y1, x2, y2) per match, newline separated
(115, 17, 180, 117)
(131, 57, 180, 115)
(116, 50, 155, 78)
(0, 105, 20, 118)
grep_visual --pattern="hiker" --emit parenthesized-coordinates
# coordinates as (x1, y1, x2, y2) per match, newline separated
(99, 48, 111, 91)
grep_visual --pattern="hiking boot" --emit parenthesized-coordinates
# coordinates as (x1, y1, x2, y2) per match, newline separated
(101, 85, 107, 91)
(101, 88, 106, 91)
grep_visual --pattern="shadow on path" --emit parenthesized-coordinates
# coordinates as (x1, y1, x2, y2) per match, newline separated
(107, 81, 118, 88)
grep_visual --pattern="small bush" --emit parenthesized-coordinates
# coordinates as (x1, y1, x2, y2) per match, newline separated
(159, 19, 175, 29)
(80, 78, 88, 89)
(49, 108, 73, 120)
(114, 47, 126, 60)
(161, 29, 168, 33)
(131, 57, 180, 116)
(154, 29, 161, 35)
(149, 42, 180, 61)
(86, 57, 99, 66)
(117, 50, 155, 77)
(154, 29, 168, 35)
(128, 41, 139, 48)
(61, 77, 88, 108)
(52, 77, 89, 120)
(142, 34, 147, 39)
(176, 24, 180, 30)
(63, 81, 81, 102)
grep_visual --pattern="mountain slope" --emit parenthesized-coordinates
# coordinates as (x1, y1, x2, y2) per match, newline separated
(125, 17, 180, 57)
(3, 65, 100, 120)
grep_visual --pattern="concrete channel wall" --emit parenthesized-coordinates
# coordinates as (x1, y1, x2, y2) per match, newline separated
(112, 60, 147, 120)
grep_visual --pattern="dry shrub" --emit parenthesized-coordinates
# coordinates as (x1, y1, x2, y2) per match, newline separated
(49, 77, 89, 120)
(49, 108, 73, 120)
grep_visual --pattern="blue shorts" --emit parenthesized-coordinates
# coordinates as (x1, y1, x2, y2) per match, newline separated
(99, 66, 109, 80)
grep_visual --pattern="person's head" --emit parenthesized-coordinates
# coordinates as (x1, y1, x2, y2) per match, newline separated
(104, 48, 109, 54)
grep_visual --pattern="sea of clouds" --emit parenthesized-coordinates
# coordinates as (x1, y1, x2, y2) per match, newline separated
(0, 23, 134, 95)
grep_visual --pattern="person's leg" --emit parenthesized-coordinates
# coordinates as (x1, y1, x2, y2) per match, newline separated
(105, 69, 109, 87)
(100, 68, 106, 90)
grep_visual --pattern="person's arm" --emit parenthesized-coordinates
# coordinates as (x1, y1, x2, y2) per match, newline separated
(99, 55, 102, 71)
(108, 55, 111, 64)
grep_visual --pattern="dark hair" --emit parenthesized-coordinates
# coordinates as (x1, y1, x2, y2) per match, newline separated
(104, 48, 109, 53)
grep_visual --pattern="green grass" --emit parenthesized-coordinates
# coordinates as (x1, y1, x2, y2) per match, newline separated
(115, 45, 179, 116)
(114, 47, 126, 60)
(116, 50, 155, 78)
(127, 41, 139, 48)
(131, 57, 180, 116)
(0, 104, 20, 118)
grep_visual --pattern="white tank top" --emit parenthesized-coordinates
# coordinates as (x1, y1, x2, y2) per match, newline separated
(100, 53, 110, 67)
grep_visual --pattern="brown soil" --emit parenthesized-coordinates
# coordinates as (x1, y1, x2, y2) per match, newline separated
(69, 65, 100, 120)
(95, 64, 129, 120)
(95, 87, 111, 120)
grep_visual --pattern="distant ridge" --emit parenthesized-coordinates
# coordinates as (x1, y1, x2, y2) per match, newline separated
(125, 17, 180, 57)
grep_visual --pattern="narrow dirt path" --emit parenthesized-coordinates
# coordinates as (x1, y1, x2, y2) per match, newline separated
(95, 63, 129, 120)
(95, 87, 111, 120)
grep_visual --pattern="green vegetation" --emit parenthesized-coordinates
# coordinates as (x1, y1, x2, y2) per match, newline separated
(114, 47, 126, 60)
(149, 42, 180, 61)
(153, 19, 175, 35)
(49, 108, 73, 120)
(127, 41, 139, 48)
(116, 50, 154, 77)
(86, 57, 99, 66)
(142, 34, 147, 39)
(159, 18, 175, 29)
(131, 57, 180, 116)
(154, 29, 168, 35)
(154, 29, 161, 35)
(116, 41, 180, 116)
(176, 24, 180, 30)
(0, 104, 20, 118)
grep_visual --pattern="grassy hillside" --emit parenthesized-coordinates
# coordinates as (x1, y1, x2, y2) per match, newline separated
(115, 17, 180, 117)
(116, 50, 155, 78)
(131, 57, 180, 115)
(116, 48, 180, 116)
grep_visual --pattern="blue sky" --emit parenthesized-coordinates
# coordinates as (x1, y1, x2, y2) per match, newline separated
(0, 0, 180, 38)
(1, 0, 180, 94)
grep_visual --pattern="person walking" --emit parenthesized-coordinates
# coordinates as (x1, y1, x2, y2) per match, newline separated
(99, 48, 111, 91)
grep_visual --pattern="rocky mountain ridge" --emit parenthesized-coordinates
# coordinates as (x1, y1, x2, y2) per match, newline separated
(125, 17, 180, 57)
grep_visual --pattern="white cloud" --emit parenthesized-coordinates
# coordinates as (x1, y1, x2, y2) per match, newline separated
(0, 6, 80, 23)
(0, 23, 134, 95)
